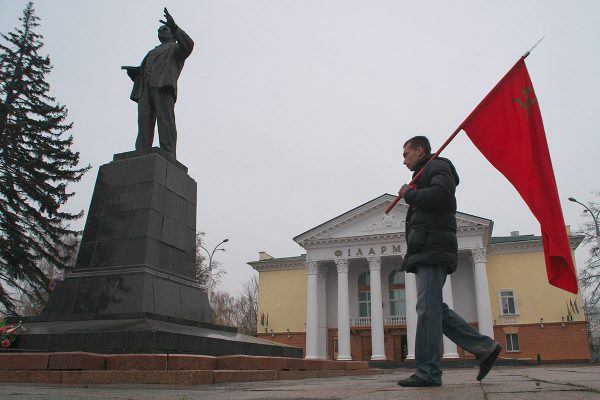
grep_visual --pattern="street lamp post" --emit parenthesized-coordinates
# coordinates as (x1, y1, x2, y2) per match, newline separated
(199, 238, 229, 303)
(569, 197, 600, 251)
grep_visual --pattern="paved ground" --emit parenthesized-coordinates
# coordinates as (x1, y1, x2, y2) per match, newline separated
(0, 364, 598, 399)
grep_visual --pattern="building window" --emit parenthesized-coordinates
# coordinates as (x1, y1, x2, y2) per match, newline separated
(388, 270, 406, 316)
(358, 272, 371, 317)
(499, 289, 517, 315)
(506, 333, 520, 352)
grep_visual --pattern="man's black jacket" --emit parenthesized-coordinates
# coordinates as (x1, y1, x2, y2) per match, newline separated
(401, 155, 460, 274)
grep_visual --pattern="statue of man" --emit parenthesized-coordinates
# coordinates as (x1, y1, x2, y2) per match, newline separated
(122, 8, 194, 159)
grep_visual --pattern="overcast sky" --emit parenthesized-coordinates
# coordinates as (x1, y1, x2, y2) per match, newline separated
(1, 0, 598, 296)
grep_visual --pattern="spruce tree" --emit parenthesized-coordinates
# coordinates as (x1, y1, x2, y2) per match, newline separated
(0, 2, 90, 314)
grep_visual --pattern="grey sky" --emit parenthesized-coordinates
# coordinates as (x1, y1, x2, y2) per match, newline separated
(1, 0, 598, 296)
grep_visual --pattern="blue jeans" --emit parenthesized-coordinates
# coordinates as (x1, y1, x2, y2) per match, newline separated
(414, 263, 497, 384)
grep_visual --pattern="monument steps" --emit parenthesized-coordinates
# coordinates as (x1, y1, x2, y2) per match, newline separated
(0, 352, 378, 385)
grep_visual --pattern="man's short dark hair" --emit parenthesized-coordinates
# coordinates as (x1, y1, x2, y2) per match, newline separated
(404, 136, 431, 155)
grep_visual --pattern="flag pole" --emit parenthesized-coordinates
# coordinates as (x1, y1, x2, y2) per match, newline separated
(384, 127, 462, 214)
(522, 36, 545, 59)
(384, 38, 544, 214)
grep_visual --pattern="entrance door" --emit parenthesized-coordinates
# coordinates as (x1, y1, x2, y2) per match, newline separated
(333, 337, 339, 360)
(361, 335, 372, 361)
(393, 335, 408, 361)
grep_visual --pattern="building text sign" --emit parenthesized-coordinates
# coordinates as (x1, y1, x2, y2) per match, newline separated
(334, 244, 403, 258)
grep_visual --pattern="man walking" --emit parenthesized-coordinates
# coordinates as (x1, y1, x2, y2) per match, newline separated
(397, 136, 501, 387)
(122, 8, 194, 159)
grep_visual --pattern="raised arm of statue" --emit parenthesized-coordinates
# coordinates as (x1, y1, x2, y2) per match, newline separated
(159, 8, 194, 61)
(159, 8, 177, 32)
(174, 28, 194, 61)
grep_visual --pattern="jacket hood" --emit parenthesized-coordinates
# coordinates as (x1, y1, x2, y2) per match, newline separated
(417, 155, 460, 186)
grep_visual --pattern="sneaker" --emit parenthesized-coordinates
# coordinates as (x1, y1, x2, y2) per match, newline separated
(477, 343, 502, 381)
(397, 374, 442, 387)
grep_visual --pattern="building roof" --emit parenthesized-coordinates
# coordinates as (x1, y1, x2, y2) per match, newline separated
(248, 254, 306, 266)
(491, 234, 540, 244)
(491, 233, 584, 246)
(293, 193, 493, 247)
(292, 194, 394, 243)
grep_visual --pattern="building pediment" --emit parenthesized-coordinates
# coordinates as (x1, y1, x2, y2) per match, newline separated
(294, 194, 492, 248)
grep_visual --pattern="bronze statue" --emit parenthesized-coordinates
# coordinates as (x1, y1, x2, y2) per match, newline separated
(122, 8, 194, 159)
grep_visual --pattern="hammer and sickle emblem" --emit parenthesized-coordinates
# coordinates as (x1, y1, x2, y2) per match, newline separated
(513, 87, 537, 112)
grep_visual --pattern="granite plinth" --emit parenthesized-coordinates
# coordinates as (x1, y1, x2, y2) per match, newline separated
(113, 147, 188, 173)
(10, 315, 302, 357)
(7, 150, 302, 357)
(41, 149, 209, 322)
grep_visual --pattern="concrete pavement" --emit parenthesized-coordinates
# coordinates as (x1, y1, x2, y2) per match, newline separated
(0, 364, 598, 399)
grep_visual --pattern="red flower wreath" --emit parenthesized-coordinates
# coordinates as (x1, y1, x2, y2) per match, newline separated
(0, 321, 24, 349)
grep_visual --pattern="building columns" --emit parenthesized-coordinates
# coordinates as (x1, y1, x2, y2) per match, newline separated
(368, 256, 386, 360)
(305, 260, 320, 359)
(335, 259, 352, 360)
(442, 275, 460, 358)
(404, 271, 417, 360)
(472, 246, 495, 339)
(317, 265, 328, 358)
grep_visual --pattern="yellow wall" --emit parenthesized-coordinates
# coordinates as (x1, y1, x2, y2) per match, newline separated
(487, 251, 585, 324)
(257, 268, 307, 333)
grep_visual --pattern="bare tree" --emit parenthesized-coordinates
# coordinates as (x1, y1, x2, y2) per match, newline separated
(210, 290, 236, 327)
(584, 302, 600, 362)
(234, 274, 259, 336)
(195, 232, 226, 291)
(208, 275, 259, 335)
(580, 252, 600, 308)
(573, 192, 600, 308)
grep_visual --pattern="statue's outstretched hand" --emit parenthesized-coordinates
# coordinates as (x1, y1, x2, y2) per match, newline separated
(159, 8, 178, 32)
(121, 66, 140, 81)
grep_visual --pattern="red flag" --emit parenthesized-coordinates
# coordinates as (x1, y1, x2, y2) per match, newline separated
(461, 58, 578, 294)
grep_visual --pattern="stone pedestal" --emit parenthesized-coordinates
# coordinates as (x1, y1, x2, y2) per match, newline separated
(42, 149, 210, 322)
(11, 149, 302, 358)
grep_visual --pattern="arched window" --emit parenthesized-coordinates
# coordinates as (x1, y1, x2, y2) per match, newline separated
(389, 269, 406, 316)
(357, 271, 371, 317)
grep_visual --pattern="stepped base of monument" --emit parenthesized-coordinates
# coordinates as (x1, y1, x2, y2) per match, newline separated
(0, 353, 375, 385)
(7, 313, 302, 357)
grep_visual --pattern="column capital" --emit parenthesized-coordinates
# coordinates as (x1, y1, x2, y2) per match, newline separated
(471, 246, 487, 263)
(307, 260, 319, 275)
(318, 265, 328, 280)
(334, 258, 349, 274)
(367, 256, 382, 271)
